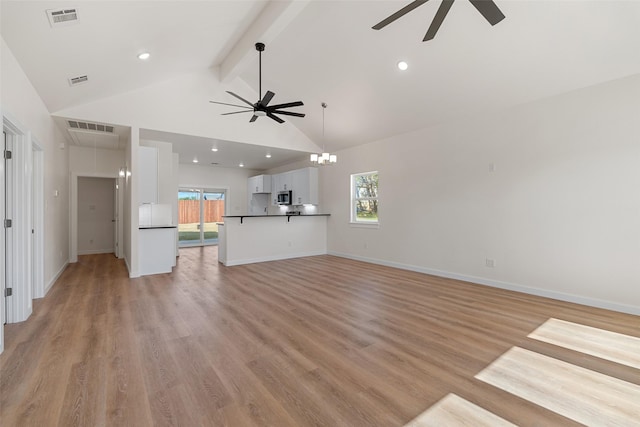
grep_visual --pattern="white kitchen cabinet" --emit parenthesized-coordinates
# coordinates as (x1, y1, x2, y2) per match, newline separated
(139, 226, 177, 275)
(139, 146, 158, 204)
(272, 172, 293, 192)
(271, 171, 293, 205)
(248, 174, 271, 194)
(291, 167, 319, 205)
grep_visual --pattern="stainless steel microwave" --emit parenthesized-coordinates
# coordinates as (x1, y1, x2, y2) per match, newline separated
(277, 190, 292, 205)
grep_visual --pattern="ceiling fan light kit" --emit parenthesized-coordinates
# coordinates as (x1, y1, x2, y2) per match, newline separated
(310, 102, 337, 166)
(373, 0, 505, 42)
(210, 42, 305, 124)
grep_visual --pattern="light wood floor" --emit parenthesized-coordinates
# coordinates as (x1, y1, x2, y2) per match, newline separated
(1, 247, 638, 426)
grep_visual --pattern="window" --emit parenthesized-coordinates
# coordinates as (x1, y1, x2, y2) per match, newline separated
(351, 171, 379, 224)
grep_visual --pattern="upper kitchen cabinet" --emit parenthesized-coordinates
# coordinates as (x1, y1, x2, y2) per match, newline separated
(139, 145, 158, 204)
(291, 167, 318, 205)
(272, 171, 293, 193)
(248, 174, 271, 194)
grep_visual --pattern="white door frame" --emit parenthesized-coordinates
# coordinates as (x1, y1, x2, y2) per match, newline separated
(3, 114, 34, 325)
(1, 125, 4, 354)
(70, 173, 121, 263)
(4, 130, 14, 325)
(31, 140, 45, 298)
(177, 186, 227, 247)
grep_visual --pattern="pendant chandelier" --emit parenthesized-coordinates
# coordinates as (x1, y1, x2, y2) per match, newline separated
(310, 102, 337, 165)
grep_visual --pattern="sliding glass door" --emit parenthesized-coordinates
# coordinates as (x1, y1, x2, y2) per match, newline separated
(178, 188, 225, 247)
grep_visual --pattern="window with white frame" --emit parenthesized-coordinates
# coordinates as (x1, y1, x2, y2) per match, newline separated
(351, 171, 379, 224)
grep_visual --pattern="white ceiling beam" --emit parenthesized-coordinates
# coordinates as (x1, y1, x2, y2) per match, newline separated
(219, 0, 311, 83)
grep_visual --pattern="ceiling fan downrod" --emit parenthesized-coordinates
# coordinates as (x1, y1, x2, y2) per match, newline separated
(256, 42, 265, 101)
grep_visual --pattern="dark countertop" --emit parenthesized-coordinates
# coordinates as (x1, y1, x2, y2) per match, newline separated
(139, 225, 177, 229)
(222, 214, 330, 224)
(223, 214, 330, 218)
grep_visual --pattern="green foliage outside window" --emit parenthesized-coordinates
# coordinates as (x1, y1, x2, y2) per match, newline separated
(352, 172, 378, 223)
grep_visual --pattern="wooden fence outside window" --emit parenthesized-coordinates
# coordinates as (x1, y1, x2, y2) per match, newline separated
(178, 200, 224, 223)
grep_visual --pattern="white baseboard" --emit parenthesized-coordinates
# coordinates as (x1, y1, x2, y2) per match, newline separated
(328, 251, 640, 316)
(124, 255, 140, 278)
(45, 259, 69, 295)
(223, 250, 327, 267)
(78, 249, 115, 255)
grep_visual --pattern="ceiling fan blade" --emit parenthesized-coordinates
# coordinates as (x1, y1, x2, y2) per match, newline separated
(270, 110, 305, 118)
(468, 0, 505, 25)
(260, 91, 275, 107)
(221, 110, 254, 116)
(267, 100, 303, 110)
(226, 91, 255, 107)
(267, 112, 285, 124)
(210, 100, 253, 109)
(249, 115, 259, 123)
(372, 0, 430, 30)
(424, 0, 454, 41)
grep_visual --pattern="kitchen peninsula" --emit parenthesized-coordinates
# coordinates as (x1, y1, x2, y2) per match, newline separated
(217, 214, 329, 266)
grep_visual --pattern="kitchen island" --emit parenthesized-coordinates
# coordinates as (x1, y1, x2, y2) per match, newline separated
(217, 214, 329, 266)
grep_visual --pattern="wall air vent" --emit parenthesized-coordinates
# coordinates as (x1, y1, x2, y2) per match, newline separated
(67, 121, 115, 134)
(46, 8, 80, 27)
(68, 75, 88, 86)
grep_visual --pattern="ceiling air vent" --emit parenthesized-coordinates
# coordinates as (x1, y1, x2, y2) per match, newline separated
(67, 121, 115, 134)
(46, 8, 80, 27)
(68, 75, 88, 86)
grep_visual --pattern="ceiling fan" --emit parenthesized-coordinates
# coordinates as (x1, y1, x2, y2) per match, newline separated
(373, 0, 505, 42)
(210, 42, 305, 124)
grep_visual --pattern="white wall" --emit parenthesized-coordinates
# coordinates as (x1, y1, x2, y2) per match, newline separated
(322, 74, 640, 315)
(125, 128, 140, 277)
(1, 37, 70, 351)
(178, 164, 258, 215)
(2, 38, 69, 287)
(69, 145, 124, 176)
(77, 177, 115, 255)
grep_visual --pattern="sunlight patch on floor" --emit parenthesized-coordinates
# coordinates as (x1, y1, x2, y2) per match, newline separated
(475, 346, 640, 426)
(528, 318, 640, 369)
(404, 394, 516, 427)
(408, 319, 640, 426)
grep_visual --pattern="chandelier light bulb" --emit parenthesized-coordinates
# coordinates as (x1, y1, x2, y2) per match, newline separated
(310, 102, 337, 166)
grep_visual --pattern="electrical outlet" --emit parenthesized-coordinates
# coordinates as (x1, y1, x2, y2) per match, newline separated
(288, 241, 292, 247)
(363, 242, 368, 249)
(485, 258, 495, 268)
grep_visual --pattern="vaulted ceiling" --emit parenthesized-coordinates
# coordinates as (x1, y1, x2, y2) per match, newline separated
(3, 0, 640, 166)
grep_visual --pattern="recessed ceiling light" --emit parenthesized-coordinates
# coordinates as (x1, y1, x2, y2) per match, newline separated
(239, 163, 244, 167)
(397, 61, 408, 71)
(192, 157, 198, 163)
(211, 147, 218, 152)
(137, 52, 150, 60)
(265, 153, 271, 158)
